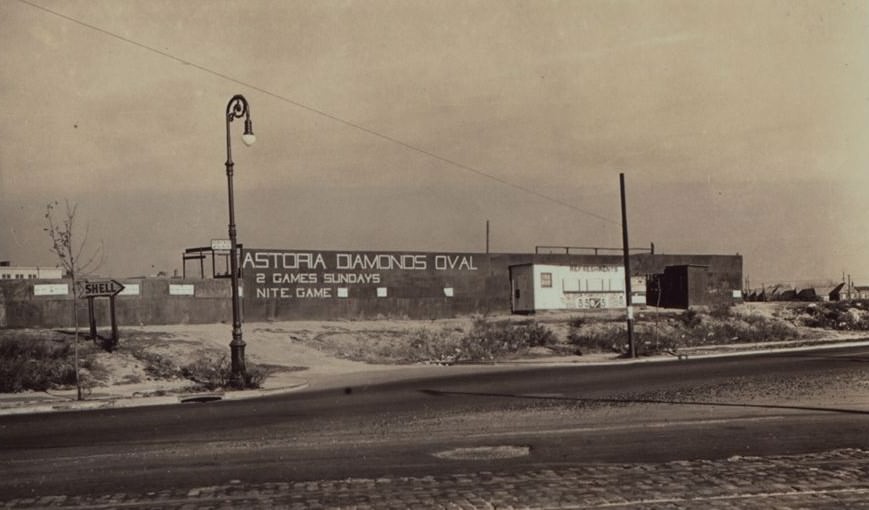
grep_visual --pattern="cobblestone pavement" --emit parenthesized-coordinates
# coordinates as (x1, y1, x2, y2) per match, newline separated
(4, 448, 869, 509)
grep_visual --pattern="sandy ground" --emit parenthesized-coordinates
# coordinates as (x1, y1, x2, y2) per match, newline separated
(4, 303, 868, 402)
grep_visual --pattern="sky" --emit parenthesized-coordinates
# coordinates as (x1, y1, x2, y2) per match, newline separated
(1, 0, 867, 287)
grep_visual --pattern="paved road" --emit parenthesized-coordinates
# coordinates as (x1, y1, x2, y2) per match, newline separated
(2, 345, 868, 507)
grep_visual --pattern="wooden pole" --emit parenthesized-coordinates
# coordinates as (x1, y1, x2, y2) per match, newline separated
(620, 173, 636, 358)
(110, 296, 119, 348)
(87, 297, 97, 341)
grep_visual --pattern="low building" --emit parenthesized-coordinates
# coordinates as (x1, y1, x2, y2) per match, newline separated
(797, 283, 845, 302)
(0, 262, 63, 281)
(852, 286, 869, 300)
(646, 264, 740, 309)
(509, 263, 646, 313)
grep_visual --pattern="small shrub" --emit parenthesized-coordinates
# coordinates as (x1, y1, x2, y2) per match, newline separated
(181, 354, 230, 390)
(568, 316, 586, 328)
(463, 319, 556, 360)
(709, 304, 733, 319)
(567, 323, 625, 353)
(634, 326, 678, 356)
(678, 309, 702, 328)
(0, 337, 78, 392)
(242, 365, 270, 389)
(402, 319, 557, 364)
(405, 329, 464, 364)
(180, 354, 270, 390)
(135, 351, 180, 379)
(797, 302, 869, 331)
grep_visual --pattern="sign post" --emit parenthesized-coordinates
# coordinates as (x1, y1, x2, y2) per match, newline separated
(77, 280, 125, 348)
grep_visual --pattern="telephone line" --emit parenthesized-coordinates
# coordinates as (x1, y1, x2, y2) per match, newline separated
(19, 0, 618, 225)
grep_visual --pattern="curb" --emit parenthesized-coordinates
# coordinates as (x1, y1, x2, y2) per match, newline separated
(0, 380, 311, 416)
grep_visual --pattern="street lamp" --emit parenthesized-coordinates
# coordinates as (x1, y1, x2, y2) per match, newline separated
(225, 94, 255, 386)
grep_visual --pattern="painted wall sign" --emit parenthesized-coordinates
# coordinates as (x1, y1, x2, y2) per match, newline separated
(118, 284, 140, 296)
(33, 283, 69, 296)
(169, 284, 195, 296)
(243, 249, 482, 300)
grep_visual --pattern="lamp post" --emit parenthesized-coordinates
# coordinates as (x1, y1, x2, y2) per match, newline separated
(225, 94, 256, 386)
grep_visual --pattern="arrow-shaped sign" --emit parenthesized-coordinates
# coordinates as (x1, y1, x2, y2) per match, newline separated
(77, 279, 125, 298)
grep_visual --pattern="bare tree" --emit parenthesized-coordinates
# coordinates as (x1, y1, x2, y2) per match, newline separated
(44, 200, 104, 400)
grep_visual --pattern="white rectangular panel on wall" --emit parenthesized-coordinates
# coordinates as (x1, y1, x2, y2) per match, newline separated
(118, 284, 140, 296)
(33, 284, 68, 296)
(562, 279, 580, 292)
(169, 284, 195, 296)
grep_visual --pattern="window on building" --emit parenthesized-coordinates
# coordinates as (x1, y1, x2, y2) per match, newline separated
(14, 274, 24, 279)
(1, 274, 9, 279)
(28, 274, 37, 279)
(540, 272, 553, 288)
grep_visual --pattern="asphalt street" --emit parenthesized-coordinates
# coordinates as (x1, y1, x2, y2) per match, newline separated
(2, 345, 868, 505)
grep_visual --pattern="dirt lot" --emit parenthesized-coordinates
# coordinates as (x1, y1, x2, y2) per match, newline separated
(2, 302, 868, 397)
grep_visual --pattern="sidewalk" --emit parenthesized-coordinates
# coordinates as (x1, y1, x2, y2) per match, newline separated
(2, 336, 868, 417)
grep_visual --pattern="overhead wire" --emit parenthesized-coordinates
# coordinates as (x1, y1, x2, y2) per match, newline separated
(18, 0, 619, 226)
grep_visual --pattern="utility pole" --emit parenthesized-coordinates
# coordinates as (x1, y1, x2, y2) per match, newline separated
(619, 173, 636, 358)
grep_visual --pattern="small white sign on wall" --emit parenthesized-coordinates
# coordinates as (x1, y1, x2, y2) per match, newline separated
(337, 288, 349, 298)
(443, 287, 454, 297)
(169, 284, 195, 296)
(33, 284, 68, 296)
(376, 287, 388, 298)
(118, 284, 140, 296)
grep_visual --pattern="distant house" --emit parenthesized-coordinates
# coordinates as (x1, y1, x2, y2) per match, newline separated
(853, 286, 869, 300)
(772, 287, 798, 301)
(0, 262, 63, 281)
(761, 284, 782, 302)
(797, 283, 844, 302)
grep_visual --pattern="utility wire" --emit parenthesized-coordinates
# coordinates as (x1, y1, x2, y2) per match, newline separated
(19, 0, 618, 225)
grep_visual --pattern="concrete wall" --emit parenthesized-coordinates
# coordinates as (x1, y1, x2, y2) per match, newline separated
(240, 249, 742, 320)
(0, 250, 743, 328)
(240, 250, 640, 321)
(0, 278, 235, 329)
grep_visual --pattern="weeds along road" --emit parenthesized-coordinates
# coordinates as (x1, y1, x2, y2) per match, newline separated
(1, 345, 869, 500)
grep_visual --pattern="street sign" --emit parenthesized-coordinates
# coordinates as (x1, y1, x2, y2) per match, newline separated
(77, 279, 125, 298)
(212, 239, 232, 251)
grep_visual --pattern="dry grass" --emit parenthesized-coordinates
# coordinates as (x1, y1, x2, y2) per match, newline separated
(2, 302, 865, 392)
